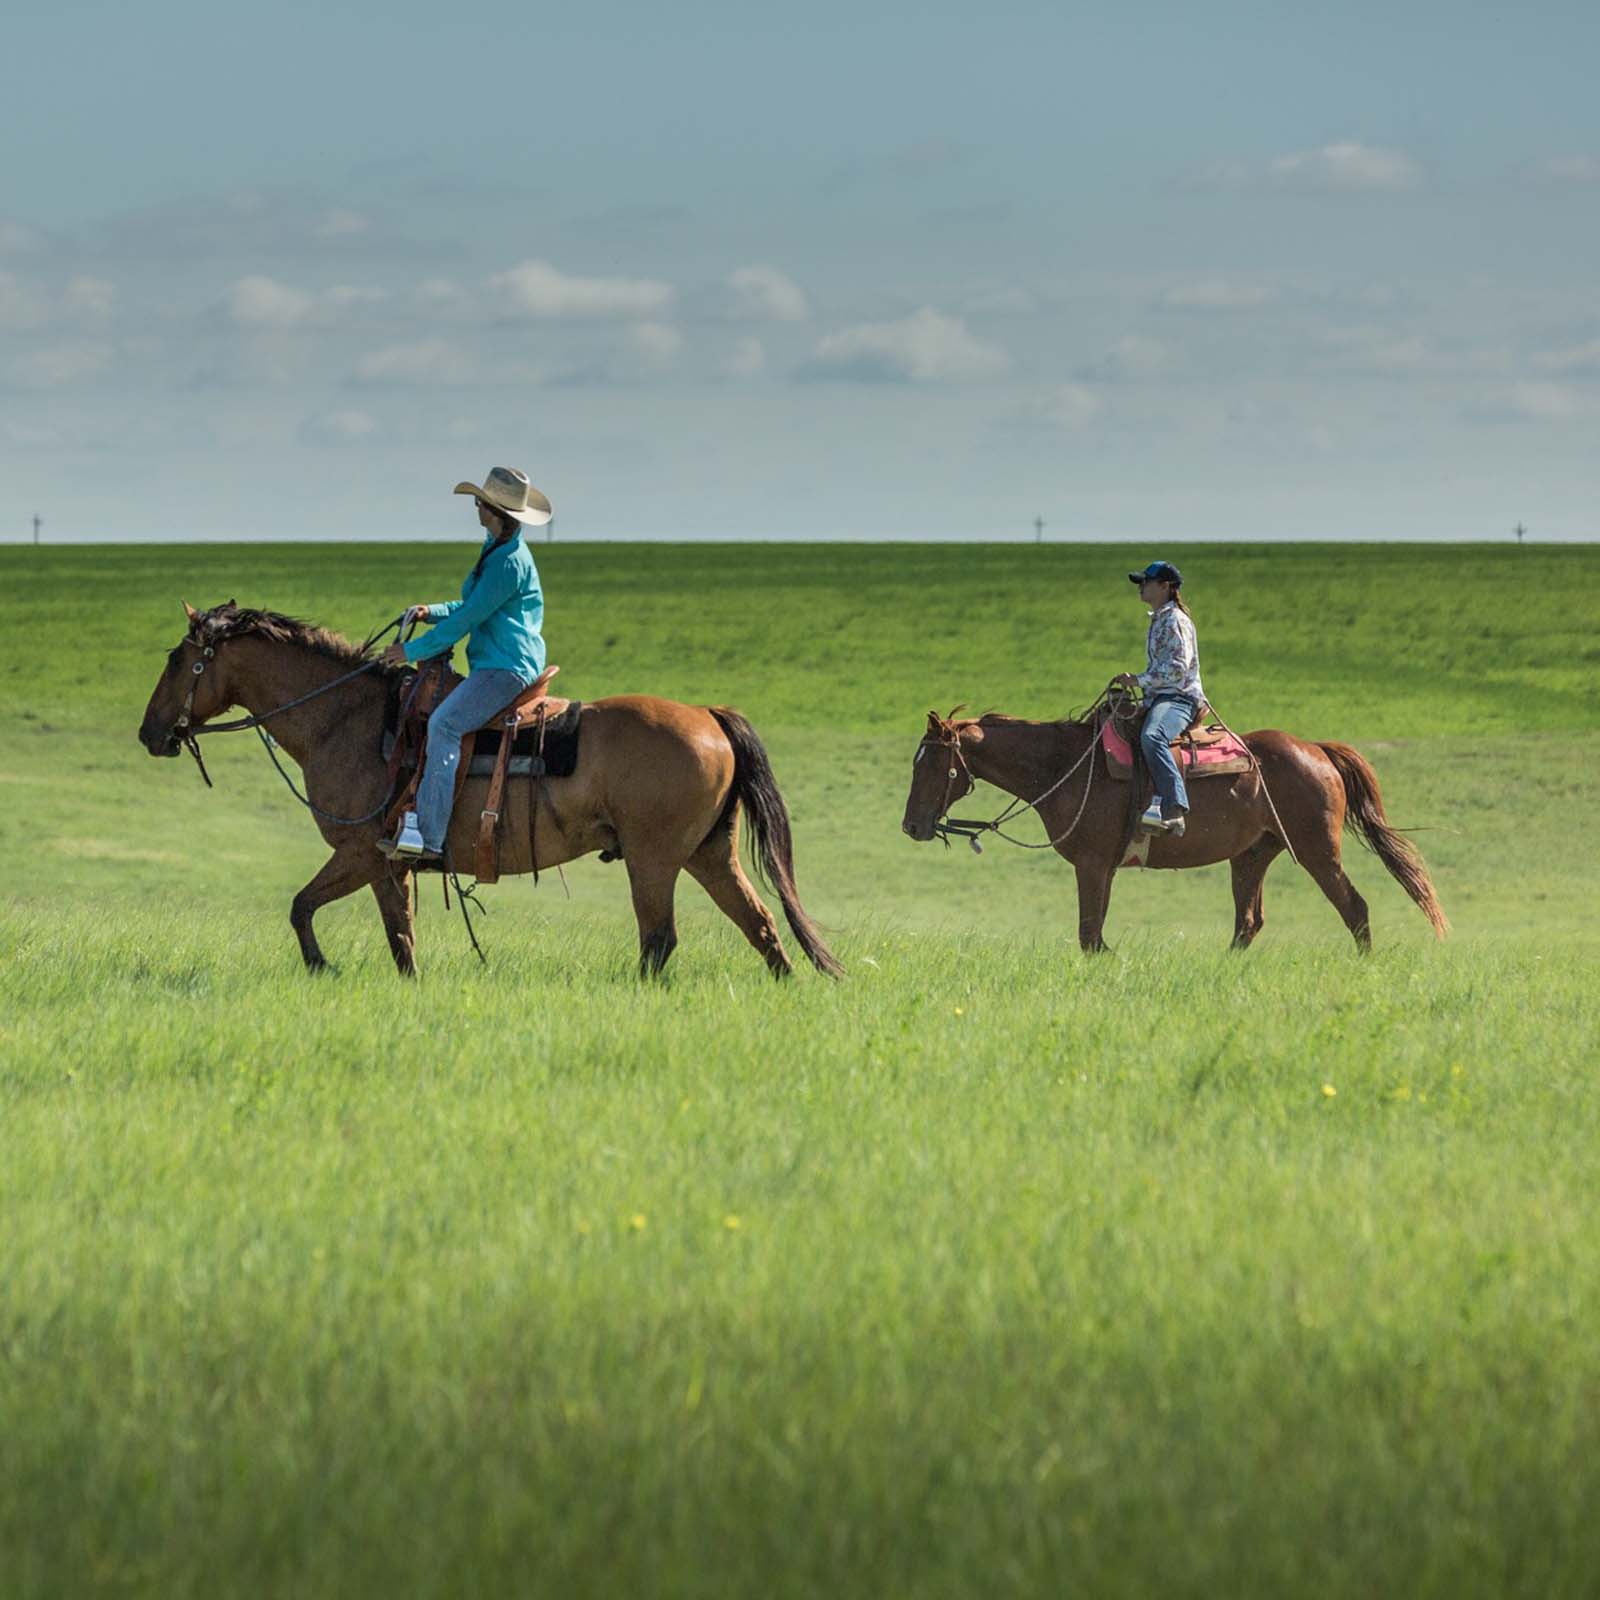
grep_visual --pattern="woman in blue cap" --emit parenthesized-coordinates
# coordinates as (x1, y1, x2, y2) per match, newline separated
(378, 466, 552, 862)
(1114, 560, 1204, 837)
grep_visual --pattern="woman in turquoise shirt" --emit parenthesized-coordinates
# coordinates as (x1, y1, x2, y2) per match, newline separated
(379, 466, 551, 862)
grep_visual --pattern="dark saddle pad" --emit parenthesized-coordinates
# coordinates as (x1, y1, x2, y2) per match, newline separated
(380, 681, 584, 779)
(470, 700, 583, 778)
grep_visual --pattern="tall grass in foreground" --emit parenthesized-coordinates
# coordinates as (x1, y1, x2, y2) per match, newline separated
(4, 907, 1598, 1597)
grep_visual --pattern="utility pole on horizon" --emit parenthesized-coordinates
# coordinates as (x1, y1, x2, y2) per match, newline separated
(1514, 521, 1526, 545)
(32, 513, 41, 547)
(1034, 515, 1044, 545)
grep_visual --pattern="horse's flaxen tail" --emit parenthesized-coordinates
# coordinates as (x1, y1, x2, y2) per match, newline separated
(707, 707, 845, 977)
(1319, 741, 1449, 939)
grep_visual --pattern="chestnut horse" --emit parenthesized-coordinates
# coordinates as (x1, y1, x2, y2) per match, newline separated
(901, 703, 1447, 952)
(138, 603, 842, 980)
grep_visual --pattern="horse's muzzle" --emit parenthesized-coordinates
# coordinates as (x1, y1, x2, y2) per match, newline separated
(902, 819, 936, 842)
(138, 722, 182, 757)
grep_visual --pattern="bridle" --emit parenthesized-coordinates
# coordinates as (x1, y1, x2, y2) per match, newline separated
(916, 723, 977, 846)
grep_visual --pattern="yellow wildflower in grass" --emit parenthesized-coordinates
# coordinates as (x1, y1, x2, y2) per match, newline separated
(723, 1214, 742, 1230)
(954, 1006, 965, 1016)
(1321, 1083, 1337, 1098)
(629, 1213, 647, 1231)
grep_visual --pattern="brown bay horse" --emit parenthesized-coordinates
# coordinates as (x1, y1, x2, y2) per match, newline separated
(138, 603, 842, 980)
(901, 704, 1447, 952)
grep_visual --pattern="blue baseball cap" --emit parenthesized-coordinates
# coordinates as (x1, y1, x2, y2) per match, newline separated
(1128, 560, 1183, 587)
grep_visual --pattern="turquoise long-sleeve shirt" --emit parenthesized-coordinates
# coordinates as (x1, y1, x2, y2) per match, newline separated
(402, 531, 546, 681)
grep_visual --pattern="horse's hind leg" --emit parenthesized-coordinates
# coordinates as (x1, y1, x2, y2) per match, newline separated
(626, 861, 681, 979)
(290, 846, 376, 972)
(371, 868, 418, 978)
(1229, 836, 1285, 950)
(686, 812, 792, 979)
(1301, 839, 1372, 952)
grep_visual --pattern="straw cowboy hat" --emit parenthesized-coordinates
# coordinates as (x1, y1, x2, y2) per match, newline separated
(454, 465, 553, 527)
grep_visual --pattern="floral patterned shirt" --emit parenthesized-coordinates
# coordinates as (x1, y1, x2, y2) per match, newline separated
(1136, 601, 1204, 702)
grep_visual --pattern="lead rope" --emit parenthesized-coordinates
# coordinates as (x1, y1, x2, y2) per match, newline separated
(1197, 701, 1300, 868)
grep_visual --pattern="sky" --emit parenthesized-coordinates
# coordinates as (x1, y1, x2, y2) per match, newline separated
(2, 0, 1598, 542)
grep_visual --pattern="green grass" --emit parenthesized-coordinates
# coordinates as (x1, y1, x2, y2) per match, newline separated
(2, 541, 1598, 1597)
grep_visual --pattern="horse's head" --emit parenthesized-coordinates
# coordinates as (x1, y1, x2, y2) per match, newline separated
(902, 709, 975, 842)
(137, 599, 245, 755)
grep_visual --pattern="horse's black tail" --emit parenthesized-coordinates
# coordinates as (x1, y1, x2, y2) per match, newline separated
(1319, 741, 1449, 939)
(707, 707, 844, 977)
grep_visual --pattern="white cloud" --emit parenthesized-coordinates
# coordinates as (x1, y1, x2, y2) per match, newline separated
(301, 409, 381, 443)
(723, 335, 765, 378)
(1505, 381, 1584, 420)
(1269, 141, 1420, 191)
(416, 277, 463, 306)
(0, 221, 40, 256)
(963, 285, 1036, 316)
(1038, 384, 1103, 430)
(490, 258, 673, 319)
(1080, 334, 1172, 381)
(63, 275, 116, 318)
(325, 285, 387, 310)
(315, 209, 370, 239)
(1533, 337, 1600, 376)
(1160, 280, 1274, 311)
(351, 339, 476, 386)
(627, 321, 685, 367)
(11, 340, 114, 388)
(806, 307, 1009, 383)
(0, 271, 47, 331)
(1320, 326, 1433, 373)
(1544, 156, 1600, 184)
(226, 275, 315, 329)
(728, 265, 808, 322)
(1468, 381, 1586, 423)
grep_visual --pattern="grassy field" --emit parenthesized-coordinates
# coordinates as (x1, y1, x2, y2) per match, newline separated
(2, 540, 1598, 1597)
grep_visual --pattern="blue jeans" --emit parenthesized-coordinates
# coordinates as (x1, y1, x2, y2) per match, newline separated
(415, 669, 528, 851)
(1140, 694, 1200, 818)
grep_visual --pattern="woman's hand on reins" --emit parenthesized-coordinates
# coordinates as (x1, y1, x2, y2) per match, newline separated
(380, 642, 409, 668)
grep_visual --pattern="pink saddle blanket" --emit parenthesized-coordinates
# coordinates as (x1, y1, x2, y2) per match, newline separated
(1100, 718, 1251, 773)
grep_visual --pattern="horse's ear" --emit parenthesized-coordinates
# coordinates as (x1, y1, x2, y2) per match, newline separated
(224, 597, 237, 611)
(182, 599, 198, 622)
(926, 710, 942, 732)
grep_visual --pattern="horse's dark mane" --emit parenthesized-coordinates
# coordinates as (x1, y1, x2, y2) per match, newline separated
(191, 604, 407, 680)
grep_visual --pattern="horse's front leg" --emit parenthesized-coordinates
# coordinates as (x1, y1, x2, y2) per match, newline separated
(1072, 857, 1116, 953)
(371, 867, 417, 977)
(290, 845, 377, 972)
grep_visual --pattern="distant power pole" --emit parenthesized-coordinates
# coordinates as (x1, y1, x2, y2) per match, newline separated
(32, 513, 41, 547)
(1514, 522, 1526, 545)
(1034, 515, 1045, 545)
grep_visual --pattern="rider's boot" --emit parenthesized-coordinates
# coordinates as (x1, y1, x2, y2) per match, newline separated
(378, 809, 431, 859)
(1138, 801, 1170, 833)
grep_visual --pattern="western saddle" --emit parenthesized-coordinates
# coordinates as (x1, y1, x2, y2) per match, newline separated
(384, 660, 567, 882)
